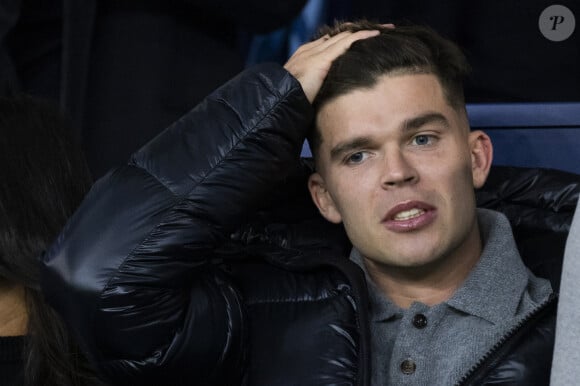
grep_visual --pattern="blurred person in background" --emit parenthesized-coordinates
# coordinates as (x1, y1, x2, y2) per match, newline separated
(0, 94, 103, 385)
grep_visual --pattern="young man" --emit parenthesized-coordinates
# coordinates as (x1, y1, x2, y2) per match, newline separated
(42, 22, 556, 385)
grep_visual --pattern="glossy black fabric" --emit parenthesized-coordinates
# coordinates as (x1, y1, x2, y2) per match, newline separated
(42, 63, 580, 385)
(42, 64, 370, 386)
(477, 166, 580, 293)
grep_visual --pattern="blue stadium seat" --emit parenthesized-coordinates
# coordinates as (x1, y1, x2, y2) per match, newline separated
(468, 103, 580, 174)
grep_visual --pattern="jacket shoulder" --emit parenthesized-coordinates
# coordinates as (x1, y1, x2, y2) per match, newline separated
(477, 166, 580, 291)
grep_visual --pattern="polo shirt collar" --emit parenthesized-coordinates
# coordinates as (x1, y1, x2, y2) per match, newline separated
(350, 249, 402, 322)
(446, 208, 529, 324)
(350, 209, 530, 325)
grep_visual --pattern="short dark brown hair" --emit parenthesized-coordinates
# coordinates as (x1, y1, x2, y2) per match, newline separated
(308, 20, 471, 158)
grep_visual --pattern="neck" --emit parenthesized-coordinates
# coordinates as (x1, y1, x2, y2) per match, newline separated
(0, 282, 28, 336)
(366, 230, 482, 309)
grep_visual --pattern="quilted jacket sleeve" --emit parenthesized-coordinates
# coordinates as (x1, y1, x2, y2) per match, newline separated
(41, 63, 313, 385)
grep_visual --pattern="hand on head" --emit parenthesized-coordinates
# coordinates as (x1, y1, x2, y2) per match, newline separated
(283, 30, 380, 103)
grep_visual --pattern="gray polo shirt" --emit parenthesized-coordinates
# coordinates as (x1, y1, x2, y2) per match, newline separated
(351, 208, 553, 385)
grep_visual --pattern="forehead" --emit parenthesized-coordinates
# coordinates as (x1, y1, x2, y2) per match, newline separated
(315, 73, 462, 142)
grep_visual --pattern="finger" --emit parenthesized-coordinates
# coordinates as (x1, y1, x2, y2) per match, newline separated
(313, 29, 380, 57)
(314, 29, 378, 50)
(283, 29, 380, 103)
(286, 29, 379, 74)
(293, 29, 380, 59)
(285, 32, 349, 66)
(292, 33, 334, 55)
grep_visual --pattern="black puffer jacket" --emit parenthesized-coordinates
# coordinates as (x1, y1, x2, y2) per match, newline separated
(42, 64, 580, 385)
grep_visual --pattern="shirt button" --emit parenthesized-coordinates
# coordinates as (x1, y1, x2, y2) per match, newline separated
(400, 359, 416, 375)
(412, 313, 428, 329)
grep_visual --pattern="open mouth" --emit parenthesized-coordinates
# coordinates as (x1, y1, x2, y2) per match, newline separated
(383, 201, 437, 232)
(393, 208, 425, 221)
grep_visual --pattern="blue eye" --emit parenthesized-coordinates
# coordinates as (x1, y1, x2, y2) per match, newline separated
(346, 151, 368, 164)
(412, 135, 432, 146)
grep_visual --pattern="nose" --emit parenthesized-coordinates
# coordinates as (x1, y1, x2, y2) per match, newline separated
(381, 149, 418, 188)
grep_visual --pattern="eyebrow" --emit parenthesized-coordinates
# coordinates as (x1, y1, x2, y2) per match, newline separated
(402, 112, 450, 132)
(330, 136, 374, 162)
(328, 112, 450, 163)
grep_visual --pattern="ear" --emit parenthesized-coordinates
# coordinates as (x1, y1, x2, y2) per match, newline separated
(308, 172, 343, 224)
(469, 130, 493, 189)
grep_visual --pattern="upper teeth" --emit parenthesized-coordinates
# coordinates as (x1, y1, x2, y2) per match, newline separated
(394, 208, 424, 220)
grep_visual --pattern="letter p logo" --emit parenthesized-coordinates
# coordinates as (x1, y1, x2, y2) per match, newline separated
(539, 5, 576, 41)
(550, 15, 566, 30)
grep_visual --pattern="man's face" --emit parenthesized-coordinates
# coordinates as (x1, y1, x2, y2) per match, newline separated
(308, 73, 492, 274)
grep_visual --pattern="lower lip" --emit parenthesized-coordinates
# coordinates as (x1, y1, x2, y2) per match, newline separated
(383, 209, 437, 232)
